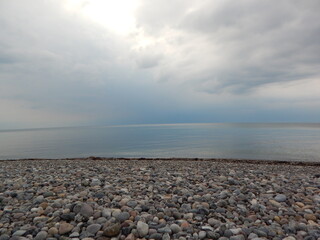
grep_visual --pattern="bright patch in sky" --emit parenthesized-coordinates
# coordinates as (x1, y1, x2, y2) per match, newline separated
(0, 0, 319, 129)
(65, 0, 139, 34)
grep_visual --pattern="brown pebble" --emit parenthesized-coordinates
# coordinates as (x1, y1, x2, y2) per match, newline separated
(181, 221, 190, 229)
(274, 216, 281, 222)
(39, 202, 48, 209)
(59, 222, 74, 235)
(295, 202, 305, 208)
(125, 233, 136, 240)
(48, 227, 58, 236)
(304, 214, 317, 221)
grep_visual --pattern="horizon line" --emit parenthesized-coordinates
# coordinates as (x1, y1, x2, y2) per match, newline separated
(1, 121, 320, 132)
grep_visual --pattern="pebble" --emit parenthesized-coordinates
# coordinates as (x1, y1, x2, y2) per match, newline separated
(59, 222, 74, 235)
(162, 233, 170, 240)
(103, 223, 121, 237)
(170, 224, 181, 233)
(137, 221, 149, 237)
(116, 212, 130, 222)
(34, 231, 48, 240)
(0, 159, 319, 240)
(269, 199, 281, 208)
(230, 235, 245, 240)
(274, 194, 287, 202)
(80, 203, 94, 218)
(199, 230, 206, 239)
(86, 223, 101, 234)
(304, 213, 317, 221)
(12, 230, 26, 236)
(48, 227, 58, 235)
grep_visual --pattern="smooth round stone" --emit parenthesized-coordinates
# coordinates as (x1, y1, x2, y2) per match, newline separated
(297, 231, 307, 237)
(137, 221, 149, 237)
(34, 231, 48, 240)
(33, 216, 48, 223)
(230, 228, 242, 235)
(274, 194, 287, 202)
(208, 218, 221, 227)
(125, 233, 135, 240)
(230, 235, 245, 240)
(116, 212, 130, 222)
(91, 178, 101, 186)
(269, 200, 281, 208)
(13, 213, 24, 219)
(207, 231, 220, 239)
(127, 200, 138, 208)
(80, 204, 94, 218)
(33, 195, 44, 204)
(43, 191, 54, 198)
(170, 223, 181, 233)
(199, 231, 206, 239)
(149, 229, 157, 235)
(253, 229, 267, 238)
(69, 232, 80, 237)
(201, 226, 214, 231)
(158, 226, 172, 234)
(0, 234, 9, 240)
(162, 233, 170, 240)
(60, 213, 75, 221)
(184, 213, 193, 220)
(216, 208, 226, 213)
(153, 216, 159, 223)
(112, 209, 122, 218)
(94, 192, 105, 199)
(180, 221, 190, 230)
(8, 237, 29, 240)
(224, 230, 233, 238)
(31, 207, 40, 212)
(59, 222, 74, 235)
(149, 233, 162, 240)
(48, 227, 58, 235)
(103, 223, 121, 237)
(12, 230, 27, 236)
(282, 237, 296, 240)
(119, 198, 129, 206)
(248, 233, 258, 239)
(87, 224, 101, 234)
(102, 209, 112, 218)
(304, 213, 317, 221)
(96, 217, 108, 224)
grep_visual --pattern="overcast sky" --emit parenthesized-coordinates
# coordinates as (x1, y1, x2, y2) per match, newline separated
(0, 0, 319, 129)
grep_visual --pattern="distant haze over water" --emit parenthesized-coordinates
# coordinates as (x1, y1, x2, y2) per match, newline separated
(0, 123, 319, 161)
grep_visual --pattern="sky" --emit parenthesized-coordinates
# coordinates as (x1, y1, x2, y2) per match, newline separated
(0, 0, 320, 129)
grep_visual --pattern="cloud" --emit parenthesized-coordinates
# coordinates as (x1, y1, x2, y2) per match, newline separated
(0, 0, 136, 126)
(0, 0, 319, 128)
(135, 0, 320, 93)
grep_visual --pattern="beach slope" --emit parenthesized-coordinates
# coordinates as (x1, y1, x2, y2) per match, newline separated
(0, 159, 319, 239)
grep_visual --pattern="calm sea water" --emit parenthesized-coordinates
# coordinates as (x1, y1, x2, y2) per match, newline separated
(0, 123, 319, 161)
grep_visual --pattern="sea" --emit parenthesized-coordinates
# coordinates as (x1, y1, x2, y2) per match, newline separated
(0, 123, 319, 161)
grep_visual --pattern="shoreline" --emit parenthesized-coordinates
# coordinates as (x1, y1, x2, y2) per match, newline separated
(1, 157, 320, 167)
(0, 159, 319, 239)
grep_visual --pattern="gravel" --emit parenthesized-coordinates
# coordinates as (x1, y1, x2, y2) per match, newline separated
(0, 158, 319, 239)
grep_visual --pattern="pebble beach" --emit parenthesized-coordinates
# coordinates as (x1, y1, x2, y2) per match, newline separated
(0, 158, 319, 240)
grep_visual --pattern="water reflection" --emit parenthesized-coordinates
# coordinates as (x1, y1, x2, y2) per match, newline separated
(0, 123, 319, 161)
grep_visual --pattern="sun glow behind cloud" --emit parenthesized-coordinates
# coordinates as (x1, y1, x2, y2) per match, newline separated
(64, 0, 139, 34)
(0, 0, 319, 129)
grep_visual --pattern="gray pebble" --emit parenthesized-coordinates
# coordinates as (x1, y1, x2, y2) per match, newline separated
(274, 194, 287, 202)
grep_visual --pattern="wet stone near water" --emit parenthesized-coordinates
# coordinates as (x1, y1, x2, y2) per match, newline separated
(0, 159, 319, 239)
